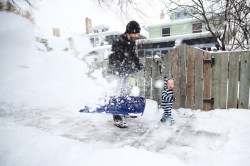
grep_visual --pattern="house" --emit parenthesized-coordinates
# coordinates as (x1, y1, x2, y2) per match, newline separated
(86, 24, 121, 47)
(137, 10, 217, 57)
(84, 19, 122, 64)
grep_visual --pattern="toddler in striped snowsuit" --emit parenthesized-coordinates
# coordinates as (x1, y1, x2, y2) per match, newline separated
(161, 77, 175, 125)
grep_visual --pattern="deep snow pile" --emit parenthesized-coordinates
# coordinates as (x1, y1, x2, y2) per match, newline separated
(0, 12, 250, 166)
(0, 12, 112, 111)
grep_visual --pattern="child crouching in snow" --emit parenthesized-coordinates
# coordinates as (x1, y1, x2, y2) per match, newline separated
(161, 77, 175, 126)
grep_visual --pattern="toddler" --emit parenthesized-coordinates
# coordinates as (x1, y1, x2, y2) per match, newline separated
(161, 77, 175, 125)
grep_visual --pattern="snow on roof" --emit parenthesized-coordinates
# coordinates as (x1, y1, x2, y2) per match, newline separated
(137, 31, 214, 44)
(85, 30, 122, 37)
(147, 17, 198, 28)
(89, 45, 112, 52)
(85, 24, 148, 39)
(92, 24, 109, 30)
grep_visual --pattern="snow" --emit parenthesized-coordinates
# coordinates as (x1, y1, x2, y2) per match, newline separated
(1, 12, 250, 166)
(147, 17, 193, 28)
(137, 31, 214, 44)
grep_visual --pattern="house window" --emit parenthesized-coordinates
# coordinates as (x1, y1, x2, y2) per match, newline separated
(162, 50, 169, 55)
(192, 22, 202, 33)
(102, 28, 108, 32)
(90, 38, 94, 45)
(95, 38, 99, 46)
(162, 27, 170, 37)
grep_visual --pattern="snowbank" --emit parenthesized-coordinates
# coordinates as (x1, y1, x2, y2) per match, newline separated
(0, 12, 106, 110)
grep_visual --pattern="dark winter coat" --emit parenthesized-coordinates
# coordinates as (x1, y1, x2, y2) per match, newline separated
(108, 34, 142, 76)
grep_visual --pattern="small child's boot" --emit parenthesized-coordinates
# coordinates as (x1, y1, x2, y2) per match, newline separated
(160, 114, 167, 123)
(165, 116, 175, 126)
(160, 115, 174, 126)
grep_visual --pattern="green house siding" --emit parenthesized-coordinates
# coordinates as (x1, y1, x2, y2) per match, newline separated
(171, 23, 191, 36)
(149, 22, 193, 38)
(148, 18, 213, 38)
(149, 27, 161, 38)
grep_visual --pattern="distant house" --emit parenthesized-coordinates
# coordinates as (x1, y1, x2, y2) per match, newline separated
(86, 24, 121, 47)
(137, 10, 217, 57)
(84, 24, 122, 63)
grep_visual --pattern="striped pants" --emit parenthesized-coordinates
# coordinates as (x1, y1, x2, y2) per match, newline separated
(161, 102, 173, 118)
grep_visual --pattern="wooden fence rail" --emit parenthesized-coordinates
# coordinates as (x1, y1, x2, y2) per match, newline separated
(136, 44, 250, 110)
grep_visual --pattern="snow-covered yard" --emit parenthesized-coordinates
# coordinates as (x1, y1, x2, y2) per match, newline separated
(0, 13, 250, 166)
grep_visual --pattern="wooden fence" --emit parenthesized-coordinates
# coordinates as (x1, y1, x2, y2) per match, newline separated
(135, 44, 250, 110)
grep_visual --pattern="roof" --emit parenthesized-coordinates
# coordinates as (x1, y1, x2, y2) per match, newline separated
(85, 30, 122, 38)
(147, 17, 199, 28)
(137, 31, 214, 44)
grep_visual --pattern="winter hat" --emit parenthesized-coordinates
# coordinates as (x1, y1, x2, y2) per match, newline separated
(126, 20, 141, 33)
(164, 76, 174, 82)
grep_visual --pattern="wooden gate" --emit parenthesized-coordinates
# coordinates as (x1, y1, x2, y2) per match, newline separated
(136, 44, 250, 110)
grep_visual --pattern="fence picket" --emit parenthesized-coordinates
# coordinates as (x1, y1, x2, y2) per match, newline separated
(194, 49, 204, 110)
(203, 51, 212, 110)
(220, 52, 228, 109)
(137, 51, 146, 96)
(238, 52, 250, 109)
(228, 52, 239, 108)
(212, 53, 220, 109)
(152, 52, 161, 104)
(172, 47, 180, 109)
(186, 46, 195, 109)
(179, 45, 187, 108)
(162, 51, 174, 77)
(144, 53, 152, 99)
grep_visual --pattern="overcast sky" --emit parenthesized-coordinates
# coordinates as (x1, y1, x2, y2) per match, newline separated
(34, 0, 166, 36)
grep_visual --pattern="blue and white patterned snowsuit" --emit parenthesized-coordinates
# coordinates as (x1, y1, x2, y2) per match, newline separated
(161, 84, 175, 118)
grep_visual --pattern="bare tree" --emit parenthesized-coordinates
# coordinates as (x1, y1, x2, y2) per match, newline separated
(228, 0, 250, 50)
(0, 0, 36, 22)
(95, 0, 153, 23)
(161, 0, 250, 50)
(97, 0, 250, 50)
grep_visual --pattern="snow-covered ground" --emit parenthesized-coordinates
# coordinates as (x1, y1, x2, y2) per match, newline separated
(1, 13, 250, 166)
